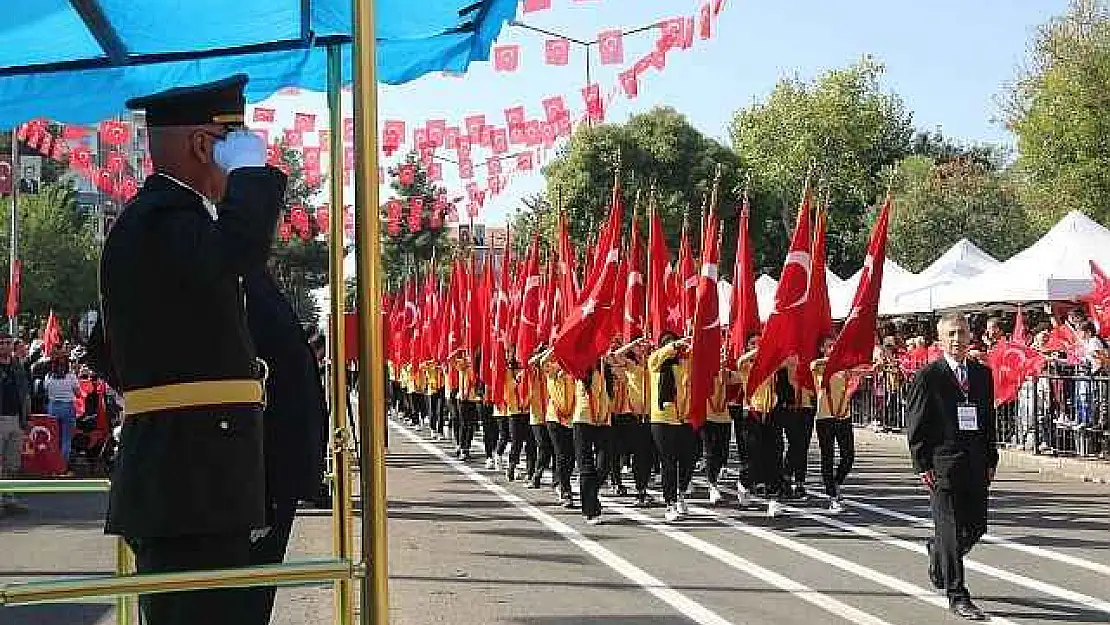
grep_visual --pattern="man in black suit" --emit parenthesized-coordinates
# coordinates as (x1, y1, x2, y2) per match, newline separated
(906, 312, 998, 621)
(243, 266, 328, 623)
(95, 74, 284, 625)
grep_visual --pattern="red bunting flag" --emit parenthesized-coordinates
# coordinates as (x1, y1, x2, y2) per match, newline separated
(459, 159, 474, 179)
(545, 38, 570, 66)
(699, 3, 713, 39)
(504, 106, 526, 129)
(283, 129, 303, 147)
(427, 119, 446, 147)
(413, 128, 429, 150)
(487, 157, 503, 176)
(491, 128, 509, 154)
(619, 70, 639, 98)
(556, 117, 573, 137)
(523, 0, 551, 12)
(252, 107, 276, 122)
(464, 114, 486, 138)
(105, 151, 127, 173)
(509, 126, 526, 145)
(543, 96, 568, 123)
(598, 29, 625, 65)
(516, 152, 534, 171)
(714, 0, 726, 15)
(582, 84, 604, 123)
(523, 121, 541, 146)
(303, 147, 322, 175)
(99, 120, 131, 146)
(289, 206, 310, 235)
(343, 146, 355, 172)
(658, 17, 685, 51)
(398, 163, 416, 186)
(294, 112, 316, 132)
(382, 120, 405, 152)
(445, 126, 460, 149)
(822, 195, 892, 391)
(409, 197, 425, 232)
(61, 125, 90, 142)
(494, 44, 521, 72)
(316, 205, 330, 232)
(427, 161, 443, 181)
(278, 220, 293, 241)
(540, 122, 556, 146)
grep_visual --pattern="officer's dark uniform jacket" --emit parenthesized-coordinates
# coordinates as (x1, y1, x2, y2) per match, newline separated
(99, 168, 285, 538)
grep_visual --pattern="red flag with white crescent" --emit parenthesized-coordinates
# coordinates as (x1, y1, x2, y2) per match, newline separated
(688, 209, 722, 429)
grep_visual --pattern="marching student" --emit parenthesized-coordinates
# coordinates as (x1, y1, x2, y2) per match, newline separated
(701, 346, 733, 505)
(648, 333, 696, 522)
(526, 346, 554, 490)
(810, 337, 856, 513)
(538, 348, 576, 507)
(776, 360, 816, 500)
(736, 338, 781, 515)
(423, 358, 445, 439)
(571, 362, 612, 525)
(452, 350, 479, 461)
(501, 353, 535, 482)
(608, 339, 655, 507)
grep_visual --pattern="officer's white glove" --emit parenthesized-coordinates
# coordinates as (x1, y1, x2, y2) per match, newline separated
(250, 526, 272, 543)
(213, 130, 266, 173)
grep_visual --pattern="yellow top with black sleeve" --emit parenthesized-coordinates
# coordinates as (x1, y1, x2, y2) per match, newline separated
(454, 357, 478, 402)
(648, 343, 689, 425)
(785, 363, 816, 409)
(411, 364, 426, 395)
(609, 367, 632, 415)
(811, 358, 851, 419)
(623, 362, 648, 416)
(422, 361, 442, 395)
(706, 369, 731, 424)
(527, 367, 547, 426)
(737, 351, 775, 415)
(495, 370, 524, 416)
(572, 369, 611, 426)
(543, 362, 575, 426)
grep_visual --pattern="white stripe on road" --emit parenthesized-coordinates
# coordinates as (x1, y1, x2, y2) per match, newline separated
(829, 492, 1110, 578)
(601, 498, 902, 625)
(389, 421, 740, 625)
(646, 496, 1024, 625)
(711, 483, 1110, 618)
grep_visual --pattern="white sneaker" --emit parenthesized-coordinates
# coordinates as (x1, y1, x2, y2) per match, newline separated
(485, 458, 496, 470)
(676, 494, 689, 515)
(586, 515, 603, 526)
(664, 505, 681, 522)
(828, 498, 844, 514)
(736, 483, 751, 507)
(708, 484, 722, 505)
(767, 501, 783, 518)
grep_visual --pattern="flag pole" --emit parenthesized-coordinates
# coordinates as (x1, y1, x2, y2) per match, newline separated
(351, 0, 389, 623)
(8, 128, 20, 334)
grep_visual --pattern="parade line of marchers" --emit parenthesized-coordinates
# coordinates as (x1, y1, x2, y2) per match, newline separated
(383, 172, 996, 621)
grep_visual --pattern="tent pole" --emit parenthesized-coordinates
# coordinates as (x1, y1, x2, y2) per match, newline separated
(326, 44, 356, 625)
(351, 1, 389, 624)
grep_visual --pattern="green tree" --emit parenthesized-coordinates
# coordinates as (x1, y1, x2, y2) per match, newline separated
(0, 183, 100, 329)
(729, 57, 914, 275)
(381, 151, 456, 290)
(268, 145, 329, 327)
(888, 155, 1034, 272)
(512, 107, 748, 269)
(1005, 0, 1110, 226)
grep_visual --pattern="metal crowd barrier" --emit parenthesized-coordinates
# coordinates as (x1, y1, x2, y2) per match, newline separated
(848, 372, 1110, 460)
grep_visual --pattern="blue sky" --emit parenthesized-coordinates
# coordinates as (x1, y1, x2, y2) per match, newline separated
(254, 0, 1069, 225)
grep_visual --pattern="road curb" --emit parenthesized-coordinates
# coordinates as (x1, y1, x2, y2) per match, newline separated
(852, 426, 1110, 484)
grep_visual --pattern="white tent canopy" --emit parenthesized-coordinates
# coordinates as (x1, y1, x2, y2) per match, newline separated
(718, 274, 780, 324)
(883, 239, 999, 315)
(934, 211, 1110, 309)
(830, 259, 915, 319)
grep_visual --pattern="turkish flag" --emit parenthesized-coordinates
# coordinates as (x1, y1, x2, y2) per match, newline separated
(552, 193, 624, 379)
(582, 84, 604, 123)
(647, 209, 672, 341)
(105, 151, 127, 174)
(516, 151, 535, 172)
(798, 205, 833, 392)
(382, 120, 405, 151)
(523, 0, 551, 12)
(677, 229, 697, 333)
(303, 147, 322, 175)
(1085, 260, 1110, 337)
(494, 44, 520, 72)
(252, 107, 276, 122)
(294, 112, 316, 132)
(42, 310, 62, 357)
(556, 213, 580, 314)
(427, 161, 443, 181)
(283, 129, 303, 148)
(4, 259, 21, 318)
(504, 105, 526, 129)
(543, 96, 568, 123)
(516, 236, 544, 362)
(99, 120, 131, 146)
(487, 157, 503, 176)
(545, 38, 570, 66)
(728, 196, 760, 359)
(747, 188, 814, 396)
(623, 212, 646, 343)
(399, 163, 416, 186)
(464, 114, 486, 138)
(699, 3, 714, 39)
(822, 196, 891, 391)
(491, 128, 509, 154)
(316, 205, 330, 233)
(426, 119, 446, 147)
(658, 17, 686, 51)
(598, 29, 625, 65)
(987, 310, 1047, 406)
(688, 209, 722, 428)
(619, 70, 639, 98)
(445, 126, 460, 149)
(459, 159, 474, 179)
(490, 244, 514, 406)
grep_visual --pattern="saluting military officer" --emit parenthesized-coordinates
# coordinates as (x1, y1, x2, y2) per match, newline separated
(96, 74, 285, 625)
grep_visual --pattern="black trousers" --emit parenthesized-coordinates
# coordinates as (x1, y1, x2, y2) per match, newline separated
(507, 414, 536, 475)
(651, 423, 696, 504)
(701, 421, 731, 485)
(573, 423, 610, 518)
(245, 500, 298, 624)
(480, 404, 498, 459)
(531, 423, 554, 487)
(126, 533, 252, 625)
(610, 414, 653, 491)
(426, 390, 444, 434)
(815, 418, 855, 497)
(930, 475, 989, 599)
(547, 422, 575, 496)
(749, 411, 785, 495)
(458, 400, 478, 456)
(730, 406, 751, 487)
(447, 394, 460, 444)
(495, 416, 512, 457)
(781, 407, 815, 485)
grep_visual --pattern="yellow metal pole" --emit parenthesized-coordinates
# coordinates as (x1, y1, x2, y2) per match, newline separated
(327, 44, 357, 625)
(114, 538, 135, 625)
(351, 1, 389, 624)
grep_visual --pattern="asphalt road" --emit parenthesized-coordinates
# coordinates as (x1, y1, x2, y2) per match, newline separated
(2, 418, 1108, 625)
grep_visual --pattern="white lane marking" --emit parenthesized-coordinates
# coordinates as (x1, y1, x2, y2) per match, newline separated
(389, 422, 740, 625)
(600, 498, 901, 625)
(710, 482, 1110, 617)
(633, 495, 1024, 625)
(827, 492, 1110, 578)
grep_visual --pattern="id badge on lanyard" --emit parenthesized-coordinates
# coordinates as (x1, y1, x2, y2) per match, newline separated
(957, 403, 978, 431)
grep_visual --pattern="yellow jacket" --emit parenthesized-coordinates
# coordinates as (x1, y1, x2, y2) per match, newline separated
(623, 363, 648, 416)
(454, 357, 478, 402)
(811, 358, 851, 419)
(737, 351, 775, 414)
(527, 367, 547, 426)
(572, 369, 611, 426)
(543, 362, 575, 426)
(495, 370, 524, 416)
(422, 361, 442, 394)
(648, 343, 689, 425)
(706, 369, 731, 424)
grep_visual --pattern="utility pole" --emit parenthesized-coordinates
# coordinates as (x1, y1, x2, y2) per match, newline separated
(8, 128, 20, 335)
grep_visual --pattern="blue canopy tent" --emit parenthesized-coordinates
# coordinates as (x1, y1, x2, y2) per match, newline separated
(0, 0, 518, 127)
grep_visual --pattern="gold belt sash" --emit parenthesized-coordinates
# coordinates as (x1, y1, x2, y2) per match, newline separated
(124, 379, 265, 417)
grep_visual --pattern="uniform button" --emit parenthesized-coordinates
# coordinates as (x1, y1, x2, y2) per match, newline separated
(219, 419, 230, 430)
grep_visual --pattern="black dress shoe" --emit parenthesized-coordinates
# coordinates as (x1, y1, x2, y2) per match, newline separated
(950, 597, 987, 621)
(926, 539, 944, 590)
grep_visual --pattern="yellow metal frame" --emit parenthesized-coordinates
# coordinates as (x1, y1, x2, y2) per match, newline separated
(0, 1, 389, 623)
